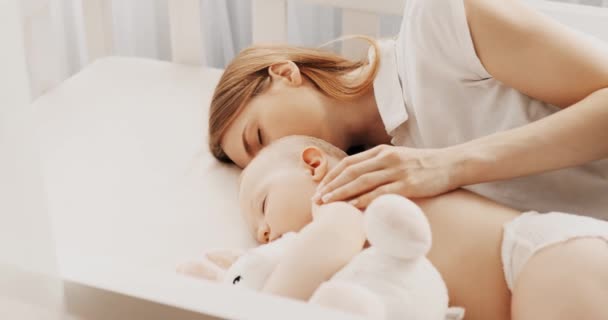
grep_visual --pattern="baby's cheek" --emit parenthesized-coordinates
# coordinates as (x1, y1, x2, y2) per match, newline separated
(270, 178, 316, 231)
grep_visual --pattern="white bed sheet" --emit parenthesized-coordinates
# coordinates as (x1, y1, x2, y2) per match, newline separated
(33, 57, 359, 319)
(35, 57, 256, 268)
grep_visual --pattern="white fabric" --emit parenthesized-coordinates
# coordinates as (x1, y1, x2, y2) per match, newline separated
(501, 211, 608, 291)
(371, 0, 608, 220)
(34, 57, 257, 277)
(369, 40, 408, 135)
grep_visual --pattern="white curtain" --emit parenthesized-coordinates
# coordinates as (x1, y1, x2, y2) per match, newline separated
(557, 0, 608, 5)
(21, 0, 402, 96)
(20, 0, 608, 98)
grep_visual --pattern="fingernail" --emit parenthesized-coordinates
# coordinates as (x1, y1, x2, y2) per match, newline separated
(321, 193, 332, 203)
(311, 193, 320, 202)
(349, 199, 358, 206)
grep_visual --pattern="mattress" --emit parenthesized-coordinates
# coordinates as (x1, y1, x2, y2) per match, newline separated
(33, 57, 360, 320)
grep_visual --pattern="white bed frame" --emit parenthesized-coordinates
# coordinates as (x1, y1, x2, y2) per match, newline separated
(77, 0, 608, 67)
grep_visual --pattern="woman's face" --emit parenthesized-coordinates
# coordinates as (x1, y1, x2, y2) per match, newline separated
(221, 62, 334, 168)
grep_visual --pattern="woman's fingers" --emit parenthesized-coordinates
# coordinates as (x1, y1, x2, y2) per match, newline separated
(316, 158, 386, 202)
(314, 145, 457, 207)
(320, 170, 393, 203)
(318, 145, 385, 189)
(349, 182, 402, 210)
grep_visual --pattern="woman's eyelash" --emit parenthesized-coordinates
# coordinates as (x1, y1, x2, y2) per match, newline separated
(262, 196, 267, 215)
(257, 128, 263, 145)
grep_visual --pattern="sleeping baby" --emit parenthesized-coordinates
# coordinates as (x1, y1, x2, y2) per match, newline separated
(181, 135, 608, 320)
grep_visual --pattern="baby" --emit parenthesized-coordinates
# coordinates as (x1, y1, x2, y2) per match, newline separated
(234, 135, 608, 320)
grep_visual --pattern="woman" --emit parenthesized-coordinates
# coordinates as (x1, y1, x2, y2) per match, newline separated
(204, 2, 608, 317)
(209, 0, 608, 219)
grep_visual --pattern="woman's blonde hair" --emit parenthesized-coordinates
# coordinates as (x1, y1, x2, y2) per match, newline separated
(208, 36, 380, 163)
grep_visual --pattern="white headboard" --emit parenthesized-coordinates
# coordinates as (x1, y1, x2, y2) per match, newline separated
(74, 0, 608, 67)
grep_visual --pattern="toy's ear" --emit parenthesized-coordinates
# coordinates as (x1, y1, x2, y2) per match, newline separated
(365, 194, 432, 259)
(206, 249, 245, 269)
(176, 260, 222, 281)
(177, 249, 245, 282)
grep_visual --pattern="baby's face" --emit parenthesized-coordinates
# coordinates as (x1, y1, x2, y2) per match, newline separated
(239, 146, 335, 243)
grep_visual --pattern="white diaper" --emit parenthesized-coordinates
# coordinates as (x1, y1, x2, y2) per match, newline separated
(501, 211, 608, 291)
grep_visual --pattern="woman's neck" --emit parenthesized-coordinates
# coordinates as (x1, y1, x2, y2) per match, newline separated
(327, 86, 392, 150)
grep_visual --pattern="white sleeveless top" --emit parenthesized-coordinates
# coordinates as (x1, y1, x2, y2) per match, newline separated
(371, 0, 608, 220)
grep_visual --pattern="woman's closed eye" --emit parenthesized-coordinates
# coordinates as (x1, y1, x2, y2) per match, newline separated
(257, 127, 264, 147)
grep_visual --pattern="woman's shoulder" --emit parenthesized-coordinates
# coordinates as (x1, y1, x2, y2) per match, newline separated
(397, 0, 490, 79)
(399, 0, 469, 54)
(402, 0, 460, 20)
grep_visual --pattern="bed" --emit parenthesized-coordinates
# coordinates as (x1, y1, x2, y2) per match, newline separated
(30, 0, 608, 319)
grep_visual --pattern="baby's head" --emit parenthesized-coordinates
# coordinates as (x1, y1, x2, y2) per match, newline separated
(239, 135, 347, 243)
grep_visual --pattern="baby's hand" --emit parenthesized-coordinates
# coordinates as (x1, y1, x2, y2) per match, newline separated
(176, 248, 244, 281)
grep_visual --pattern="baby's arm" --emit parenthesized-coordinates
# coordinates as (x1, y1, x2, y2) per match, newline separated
(262, 202, 366, 300)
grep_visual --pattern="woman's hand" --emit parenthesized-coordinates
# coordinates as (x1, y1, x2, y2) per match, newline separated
(312, 145, 461, 209)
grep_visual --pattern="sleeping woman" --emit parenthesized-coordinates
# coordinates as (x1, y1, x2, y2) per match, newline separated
(202, 0, 608, 318)
(209, 0, 608, 219)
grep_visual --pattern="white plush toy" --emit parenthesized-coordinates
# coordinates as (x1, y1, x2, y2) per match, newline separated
(222, 194, 464, 320)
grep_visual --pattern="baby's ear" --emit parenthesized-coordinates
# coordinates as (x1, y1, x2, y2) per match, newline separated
(301, 146, 329, 182)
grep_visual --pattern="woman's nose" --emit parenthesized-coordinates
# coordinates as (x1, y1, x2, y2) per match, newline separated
(256, 224, 270, 243)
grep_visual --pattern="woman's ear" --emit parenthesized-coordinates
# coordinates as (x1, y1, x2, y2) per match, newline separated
(268, 61, 302, 86)
(301, 146, 328, 182)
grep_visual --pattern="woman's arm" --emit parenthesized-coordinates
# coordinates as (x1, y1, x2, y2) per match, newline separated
(453, 88, 608, 186)
(454, 0, 608, 185)
(314, 0, 608, 208)
(262, 202, 365, 300)
(467, 0, 608, 108)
